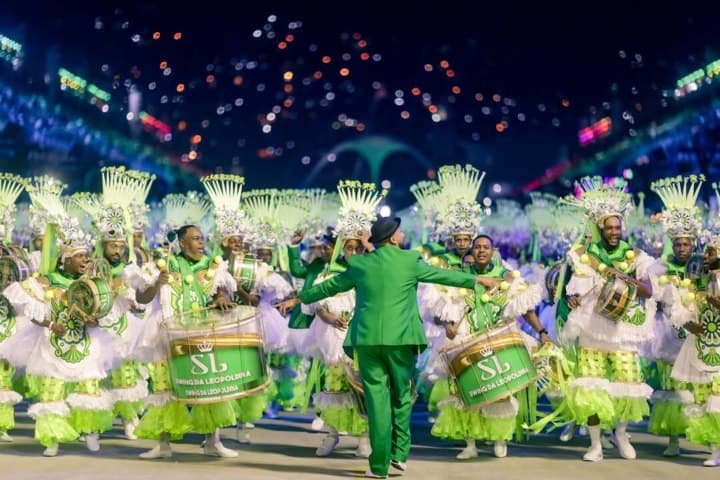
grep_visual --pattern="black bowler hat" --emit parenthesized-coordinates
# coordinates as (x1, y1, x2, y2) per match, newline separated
(369, 217, 401, 244)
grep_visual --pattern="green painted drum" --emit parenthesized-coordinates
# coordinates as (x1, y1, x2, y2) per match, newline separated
(441, 321, 538, 410)
(166, 310, 269, 403)
(0, 256, 30, 291)
(594, 274, 638, 322)
(66, 278, 114, 321)
(229, 253, 256, 292)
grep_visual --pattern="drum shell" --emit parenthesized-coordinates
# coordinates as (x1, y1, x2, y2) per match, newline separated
(593, 274, 637, 322)
(165, 308, 270, 403)
(229, 253, 257, 292)
(66, 278, 114, 321)
(440, 321, 538, 410)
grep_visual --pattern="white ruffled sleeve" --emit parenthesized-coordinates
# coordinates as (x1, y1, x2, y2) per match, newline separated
(503, 281, 543, 320)
(209, 261, 237, 297)
(565, 249, 598, 298)
(3, 278, 50, 323)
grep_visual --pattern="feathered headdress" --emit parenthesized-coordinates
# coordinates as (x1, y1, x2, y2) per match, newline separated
(243, 189, 279, 250)
(435, 164, 486, 237)
(336, 180, 386, 240)
(651, 175, 704, 239)
(201, 173, 248, 242)
(562, 176, 633, 227)
(301, 189, 328, 246)
(410, 180, 445, 239)
(158, 191, 212, 240)
(26, 176, 93, 274)
(0, 173, 26, 243)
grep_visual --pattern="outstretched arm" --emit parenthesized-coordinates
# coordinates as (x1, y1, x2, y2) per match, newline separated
(276, 271, 355, 315)
(416, 260, 476, 289)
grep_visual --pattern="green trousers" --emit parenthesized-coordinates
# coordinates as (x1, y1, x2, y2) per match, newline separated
(355, 345, 416, 476)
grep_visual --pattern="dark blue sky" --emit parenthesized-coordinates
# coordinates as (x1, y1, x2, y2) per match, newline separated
(2, 2, 719, 206)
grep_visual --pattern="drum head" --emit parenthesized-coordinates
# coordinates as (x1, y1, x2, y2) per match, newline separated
(685, 254, 705, 281)
(66, 280, 97, 316)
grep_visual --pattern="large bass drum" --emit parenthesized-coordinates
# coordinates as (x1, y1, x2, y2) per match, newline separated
(440, 320, 538, 410)
(594, 274, 638, 322)
(164, 307, 269, 403)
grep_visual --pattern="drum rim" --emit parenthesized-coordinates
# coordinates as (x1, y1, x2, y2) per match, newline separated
(594, 274, 637, 320)
(169, 334, 264, 356)
(447, 332, 530, 376)
(459, 377, 540, 410)
(172, 378, 271, 404)
(437, 319, 520, 354)
(165, 305, 259, 333)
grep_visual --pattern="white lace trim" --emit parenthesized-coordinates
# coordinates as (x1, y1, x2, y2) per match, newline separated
(707, 395, 720, 414)
(503, 282, 543, 319)
(3, 279, 50, 323)
(437, 395, 464, 410)
(570, 376, 612, 392)
(65, 391, 114, 411)
(145, 391, 172, 408)
(112, 379, 149, 403)
(123, 263, 155, 291)
(607, 381, 653, 399)
(27, 400, 70, 419)
(0, 389, 22, 405)
(481, 396, 519, 419)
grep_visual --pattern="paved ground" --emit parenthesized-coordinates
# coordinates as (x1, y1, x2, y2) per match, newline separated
(1, 407, 718, 480)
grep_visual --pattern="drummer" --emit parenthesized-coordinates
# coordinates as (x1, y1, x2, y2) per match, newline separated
(135, 222, 240, 459)
(644, 175, 704, 458)
(668, 235, 720, 466)
(4, 176, 115, 456)
(298, 179, 379, 459)
(429, 234, 549, 460)
(0, 173, 27, 442)
(558, 177, 654, 462)
(275, 215, 487, 479)
(202, 173, 273, 445)
(76, 167, 157, 442)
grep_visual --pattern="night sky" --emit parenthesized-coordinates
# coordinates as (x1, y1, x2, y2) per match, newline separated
(2, 2, 720, 207)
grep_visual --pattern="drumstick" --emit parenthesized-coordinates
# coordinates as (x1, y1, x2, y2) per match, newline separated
(165, 230, 177, 273)
(178, 303, 239, 316)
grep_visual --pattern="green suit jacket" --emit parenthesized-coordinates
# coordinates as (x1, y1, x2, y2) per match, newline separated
(299, 245, 476, 352)
(287, 245, 326, 329)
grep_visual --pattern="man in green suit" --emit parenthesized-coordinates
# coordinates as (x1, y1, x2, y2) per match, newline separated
(277, 217, 486, 478)
(286, 231, 335, 328)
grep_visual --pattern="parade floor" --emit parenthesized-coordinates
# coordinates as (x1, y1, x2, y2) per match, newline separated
(1, 408, 718, 480)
